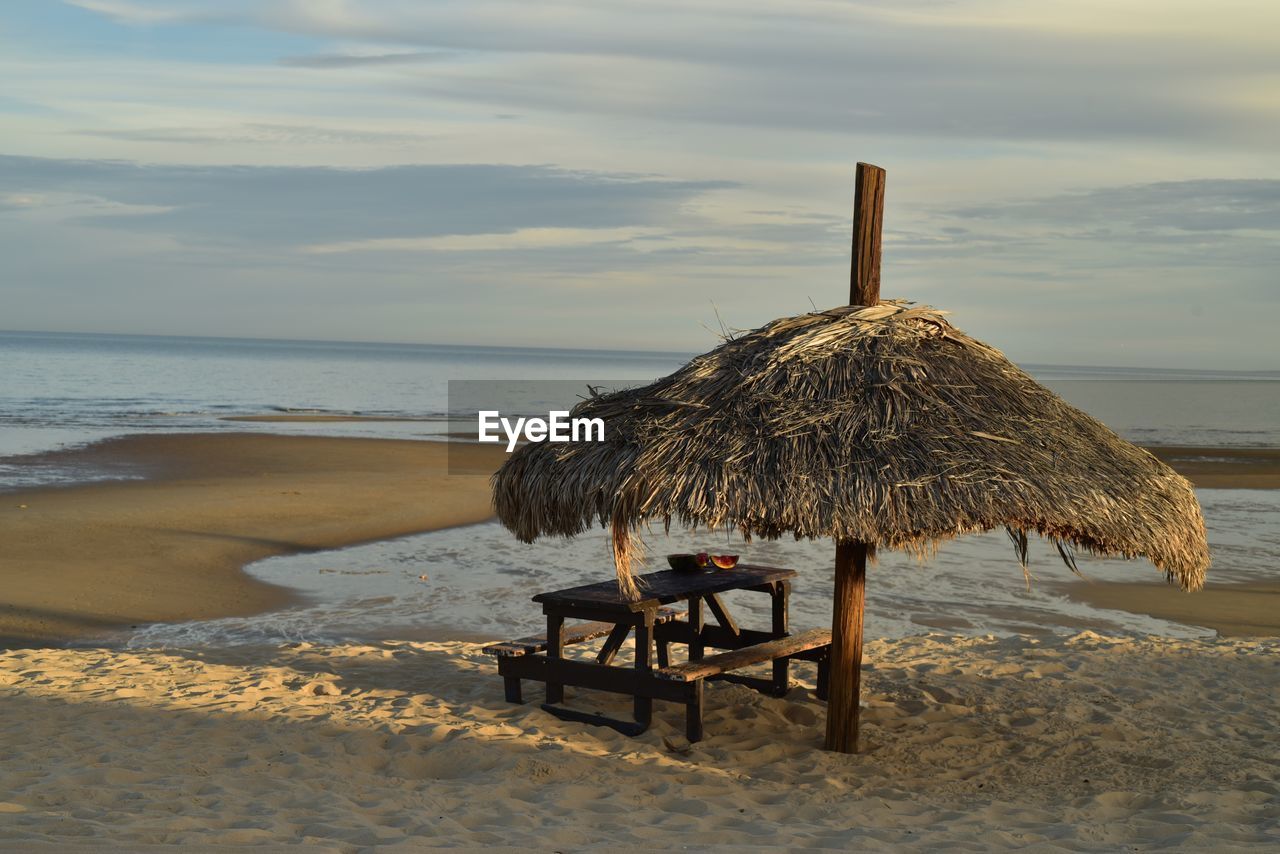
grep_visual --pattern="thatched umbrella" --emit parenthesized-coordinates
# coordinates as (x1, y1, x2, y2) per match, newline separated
(493, 164, 1210, 752)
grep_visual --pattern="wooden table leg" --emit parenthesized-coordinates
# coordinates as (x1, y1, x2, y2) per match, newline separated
(545, 614, 564, 704)
(704, 593, 740, 637)
(596, 622, 631, 666)
(772, 580, 791, 696)
(688, 596, 704, 661)
(686, 680, 704, 742)
(503, 675, 523, 703)
(634, 612, 654, 727)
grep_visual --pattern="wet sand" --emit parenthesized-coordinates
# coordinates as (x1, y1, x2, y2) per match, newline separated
(1059, 579, 1280, 638)
(1144, 445, 1280, 490)
(0, 435, 505, 646)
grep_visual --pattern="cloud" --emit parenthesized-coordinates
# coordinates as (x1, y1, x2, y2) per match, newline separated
(3, 153, 1277, 365)
(74, 123, 435, 147)
(0, 155, 733, 247)
(925, 179, 1280, 276)
(304, 226, 666, 254)
(279, 51, 451, 69)
(64, 0, 232, 26)
(7, 3, 1278, 366)
(951, 179, 1280, 233)
(60, 0, 1280, 147)
(0, 152, 844, 351)
(0, 193, 41, 209)
(303, 225, 814, 257)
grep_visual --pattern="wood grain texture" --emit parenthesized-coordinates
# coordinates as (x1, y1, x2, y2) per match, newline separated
(850, 162, 886, 306)
(824, 161, 884, 753)
(533, 565, 797, 612)
(825, 541, 868, 752)
(656, 628, 832, 682)
(484, 607, 684, 657)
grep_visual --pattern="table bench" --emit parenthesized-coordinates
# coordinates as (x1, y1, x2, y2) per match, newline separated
(654, 627, 832, 740)
(482, 606, 684, 702)
(484, 565, 831, 741)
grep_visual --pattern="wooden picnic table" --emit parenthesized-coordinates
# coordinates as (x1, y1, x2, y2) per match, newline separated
(485, 564, 831, 741)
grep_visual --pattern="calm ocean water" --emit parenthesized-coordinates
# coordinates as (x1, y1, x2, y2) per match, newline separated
(2, 329, 1277, 466)
(0, 330, 689, 486)
(2, 329, 1277, 646)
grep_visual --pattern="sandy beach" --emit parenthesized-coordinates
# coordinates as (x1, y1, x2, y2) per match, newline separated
(1, 434, 1278, 848)
(0, 435, 505, 646)
(1, 632, 1277, 849)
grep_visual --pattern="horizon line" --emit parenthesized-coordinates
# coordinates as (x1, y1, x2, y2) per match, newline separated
(1, 327, 1276, 376)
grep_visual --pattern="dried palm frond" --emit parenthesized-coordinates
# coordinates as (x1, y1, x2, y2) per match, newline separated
(493, 301, 1210, 596)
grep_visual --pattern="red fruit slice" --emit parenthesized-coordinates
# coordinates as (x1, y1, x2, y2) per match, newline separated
(710, 554, 739, 569)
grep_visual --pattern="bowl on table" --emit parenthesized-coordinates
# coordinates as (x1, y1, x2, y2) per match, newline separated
(667, 553, 704, 572)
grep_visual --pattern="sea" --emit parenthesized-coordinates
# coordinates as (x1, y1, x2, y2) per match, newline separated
(2, 329, 1277, 647)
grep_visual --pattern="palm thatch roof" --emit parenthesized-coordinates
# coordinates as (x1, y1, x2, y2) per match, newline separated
(492, 301, 1210, 597)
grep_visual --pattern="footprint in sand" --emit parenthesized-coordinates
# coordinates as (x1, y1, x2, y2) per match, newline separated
(894, 698, 927, 715)
(918, 684, 958, 704)
(784, 705, 819, 726)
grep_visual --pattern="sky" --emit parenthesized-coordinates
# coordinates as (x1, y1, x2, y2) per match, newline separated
(1, 0, 1277, 369)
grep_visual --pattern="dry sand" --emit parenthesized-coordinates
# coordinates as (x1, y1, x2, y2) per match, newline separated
(1, 632, 1276, 850)
(0, 435, 505, 645)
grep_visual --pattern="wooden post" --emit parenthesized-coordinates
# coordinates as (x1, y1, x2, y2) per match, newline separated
(850, 162, 885, 305)
(825, 541, 869, 752)
(824, 162, 884, 753)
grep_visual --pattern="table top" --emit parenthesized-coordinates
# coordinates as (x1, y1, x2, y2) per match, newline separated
(533, 564, 797, 613)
